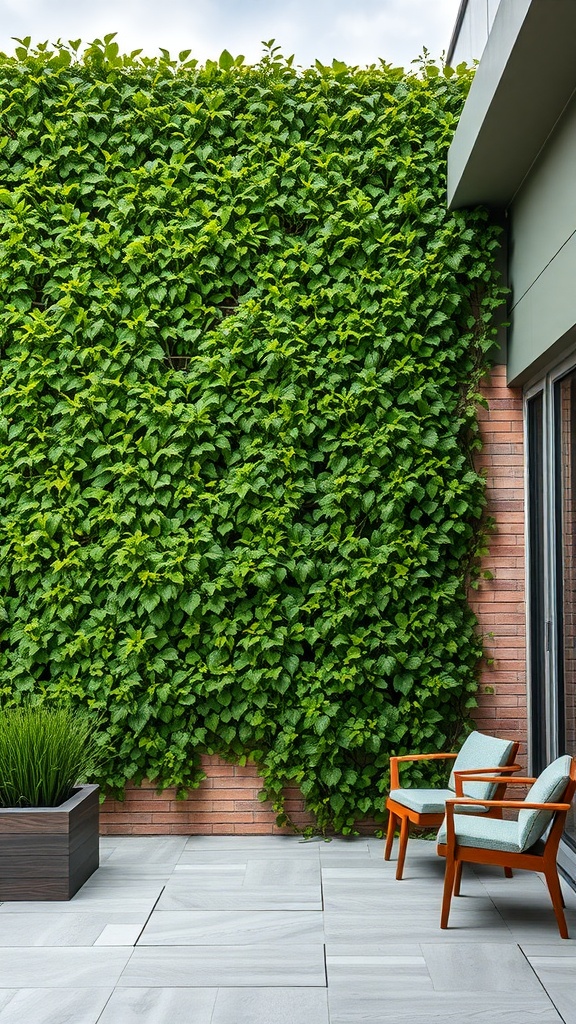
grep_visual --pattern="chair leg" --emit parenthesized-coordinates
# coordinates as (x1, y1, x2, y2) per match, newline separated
(544, 865, 569, 939)
(396, 815, 410, 880)
(454, 861, 463, 897)
(441, 855, 457, 929)
(504, 867, 513, 878)
(384, 810, 397, 862)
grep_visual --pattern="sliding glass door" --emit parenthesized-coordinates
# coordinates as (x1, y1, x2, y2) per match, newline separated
(527, 363, 576, 853)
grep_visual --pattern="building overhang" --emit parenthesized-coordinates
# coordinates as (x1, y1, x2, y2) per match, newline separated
(448, 0, 576, 209)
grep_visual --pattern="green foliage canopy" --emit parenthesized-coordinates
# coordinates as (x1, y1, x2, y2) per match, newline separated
(0, 38, 504, 831)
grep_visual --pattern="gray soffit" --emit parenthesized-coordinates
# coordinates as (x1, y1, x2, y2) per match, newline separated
(448, 0, 576, 209)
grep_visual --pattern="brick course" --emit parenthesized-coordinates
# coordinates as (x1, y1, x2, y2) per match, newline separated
(100, 363, 528, 835)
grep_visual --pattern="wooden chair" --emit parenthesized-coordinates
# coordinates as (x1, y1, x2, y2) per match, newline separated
(385, 731, 520, 879)
(437, 754, 576, 938)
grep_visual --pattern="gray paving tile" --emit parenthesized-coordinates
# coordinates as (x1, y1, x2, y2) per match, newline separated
(531, 984, 576, 1024)
(328, 990, 564, 1023)
(421, 941, 542, 993)
(327, 953, 425, 966)
(324, 943, 423, 958)
(321, 866, 390, 879)
(118, 945, 327, 987)
(95, 924, 144, 946)
(138, 910, 324, 945)
(103, 837, 188, 863)
(528, 957, 576, 982)
(327, 953, 432, 988)
(318, 845, 373, 860)
(0, 949, 132, 988)
(182, 836, 315, 854)
(522, 943, 576, 956)
(243, 857, 320, 886)
(434, 867, 494, 896)
(80, 880, 167, 897)
(0, 994, 15, 1015)
(97, 987, 217, 1024)
(475, 870, 552, 893)
(156, 882, 322, 911)
(0, 913, 147, 947)
(0, 897, 160, 916)
(183, 834, 305, 846)
(322, 881, 495, 914)
(490, 890, 576, 911)
(82, 872, 170, 889)
(497, 915, 576, 942)
(561, 885, 576, 909)
(323, 910, 510, 944)
(176, 849, 317, 866)
(387, 862, 448, 883)
(172, 865, 246, 880)
(0, 988, 113, 1024)
(313, 856, 379, 869)
(211, 986, 330, 1024)
(487, 895, 576, 941)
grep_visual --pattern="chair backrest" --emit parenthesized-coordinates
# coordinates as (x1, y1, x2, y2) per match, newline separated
(518, 754, 574, 852)
(449, 731, 516, 800)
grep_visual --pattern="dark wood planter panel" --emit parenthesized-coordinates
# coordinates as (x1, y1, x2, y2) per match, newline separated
(0, 784, 99, 901)
(0, 877, 76, 901)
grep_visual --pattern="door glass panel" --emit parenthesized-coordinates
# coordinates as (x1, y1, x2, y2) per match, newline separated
(555, 371, 576, 848)
(527, 392, 548, 774)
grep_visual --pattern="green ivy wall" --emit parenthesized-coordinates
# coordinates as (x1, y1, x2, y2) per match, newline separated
(0, 40, 504, 831)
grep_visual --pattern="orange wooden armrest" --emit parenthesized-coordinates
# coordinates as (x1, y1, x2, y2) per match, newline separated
(445, 797, 571, 812)
(389, 752, 457, 789)
(453, 764, 522, 777)
(453, 764, 523, 796)
(455, 774, 535, 786)
(392, 753, 458, 761)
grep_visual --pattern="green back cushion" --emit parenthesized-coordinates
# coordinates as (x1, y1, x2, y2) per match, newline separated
(518, 754, 572, 852)
(449, 731, 515, 799)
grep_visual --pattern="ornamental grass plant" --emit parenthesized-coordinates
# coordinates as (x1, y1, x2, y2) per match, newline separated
(0, 705, 102, 808)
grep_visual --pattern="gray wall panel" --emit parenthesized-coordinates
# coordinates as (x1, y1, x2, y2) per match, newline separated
(508, 91, 576, 383)
(510, 90, 576, 306)
(508, 232, 576, 384)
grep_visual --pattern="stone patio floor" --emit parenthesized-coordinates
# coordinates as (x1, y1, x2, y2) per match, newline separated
(0, 834, 575, 1023)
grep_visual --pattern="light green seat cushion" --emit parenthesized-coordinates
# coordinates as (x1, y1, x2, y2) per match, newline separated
(389, 788, 453, 815)
(437, 815, 521, 853)
(389, 789, 485, 816)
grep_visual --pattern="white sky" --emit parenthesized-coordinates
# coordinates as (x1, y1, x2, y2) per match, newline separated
(0, 0, 462, 70)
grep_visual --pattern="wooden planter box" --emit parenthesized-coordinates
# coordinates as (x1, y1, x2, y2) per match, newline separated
(0, 784, 99, 901)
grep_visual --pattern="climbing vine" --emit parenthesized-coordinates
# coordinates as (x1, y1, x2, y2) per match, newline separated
(0, 37, 503, 831)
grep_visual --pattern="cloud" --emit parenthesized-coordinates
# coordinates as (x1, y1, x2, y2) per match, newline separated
(0, 0, 461, 68)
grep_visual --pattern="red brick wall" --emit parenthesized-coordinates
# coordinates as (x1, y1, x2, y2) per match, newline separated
(100, 756, 316, 836)
(99, 755, 382, 836)
(100, 362, 528, 834)
(468, 363, 527, 756)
